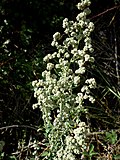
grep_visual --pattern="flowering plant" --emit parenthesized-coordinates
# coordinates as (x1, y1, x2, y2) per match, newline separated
(32, 0, 96, 159)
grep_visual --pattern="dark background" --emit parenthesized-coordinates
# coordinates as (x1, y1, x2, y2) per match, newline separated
(0, 0, 120, 158)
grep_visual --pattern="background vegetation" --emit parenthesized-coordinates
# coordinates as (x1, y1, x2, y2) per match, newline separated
(0, 0, 120, 159)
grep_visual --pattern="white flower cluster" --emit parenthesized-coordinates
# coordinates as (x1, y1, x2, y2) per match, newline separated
(32, 0, 95, 159)
(77, 0, 91, 10)
(54, 122, 89, 160)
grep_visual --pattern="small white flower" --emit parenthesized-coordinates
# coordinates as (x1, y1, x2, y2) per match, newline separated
(84, 54, 90, 61)
(55, 64, 60, 69)
(55, 91, 61, 97)
(84, 37, 91, 43)
(77, 0, 91, 10)
(42, 70, 48, 77)
(32, 103, 38, 109)
(83, 28, 90, 37)
(64, 28, 69, 34)
(77, 59, 84, 67)
(89, 95, 95, 103)
(52, 52, 57, 58)
(89, 56, 95, 62)
(78, 50, 85, 56)
(51, 40, 58, 46)
(32, 80, 37, 87)
(88, 22, 94, 31)
(43, 54, 52, 62)
(64, 52, 70, 58)
(84, 0, 91, 6)
(3, 39, 10, 45)
(37, 79, 44, 87)
(89, 47, 94, 53)
(53, 32, 61, 40)
(71, 48, 78, 54)
(83, 45, 88, 52)
(63, 18, 68, 28)
(51, 40, 55, 46)
(85, 78, 96, 88)
(57, 53, 61, 58)
(4, 19, 8, 25)
(73, 148, 80, 154)
(76, 12, 86, 21)
(78, 20, 85, 28)
(75, 67, 85, 74)
(74, 76, 80, 85)
(83, 93, 89, 99)
(47, 63, 54, 70)
(81, 85, 88, 92)
(70, 32, 76, 37)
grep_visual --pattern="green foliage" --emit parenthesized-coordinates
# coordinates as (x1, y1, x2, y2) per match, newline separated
(83, 144, 99, 160)
(0, 152, 16, 160)
(108, 87, 120, 99)
(0, 141, 5, 152)
(105, 130, 117, 144)
(113, 154, 120, 159)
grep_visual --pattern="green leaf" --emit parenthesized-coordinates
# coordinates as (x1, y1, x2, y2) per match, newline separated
(9, 156, 17, 160)
(90, 152, 99, 156)
(41, 151, 49, 157)
(114, 155, 120, 159)
(0, 152, 5, 158)
(0, 141, 5, 152)
(44, 143, 49, 146)
(89, 144, 94, 153)
(82, 151, 89, 156)
(108, 87, 120, 99)
(105, 131, 117, 144)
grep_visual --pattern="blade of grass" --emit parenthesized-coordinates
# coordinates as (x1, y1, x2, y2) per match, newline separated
(108, 87, 120, 99)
